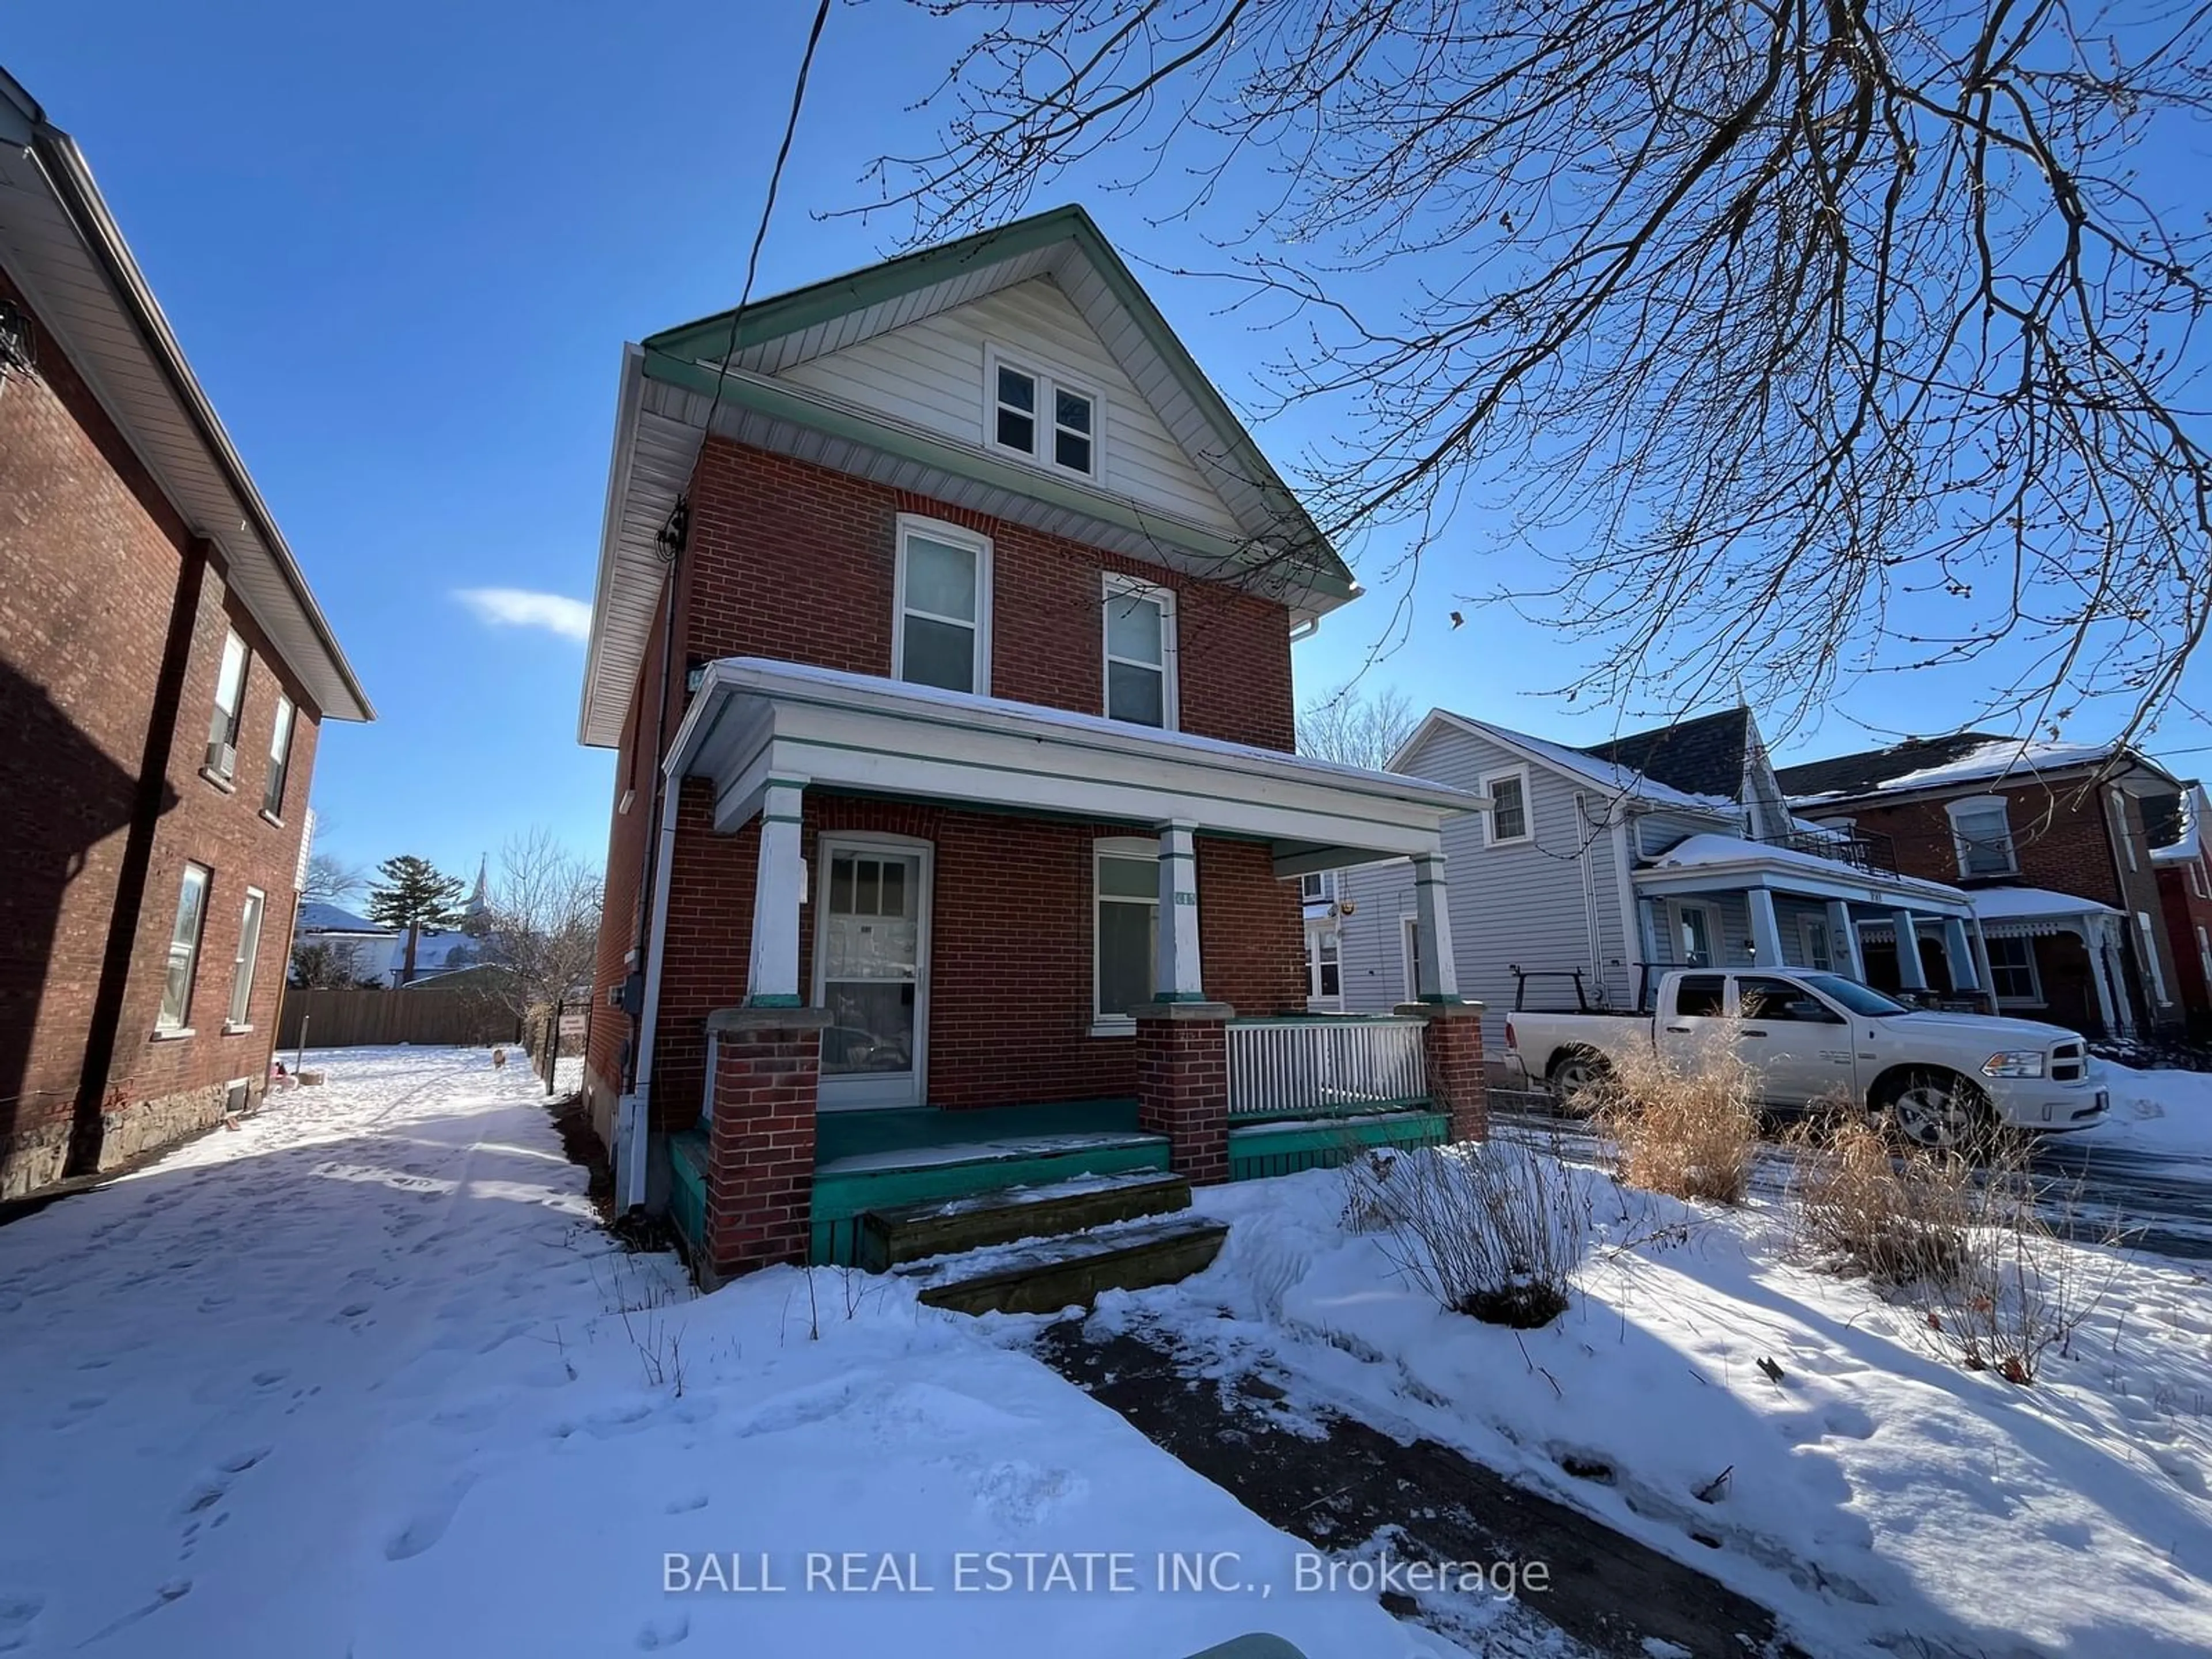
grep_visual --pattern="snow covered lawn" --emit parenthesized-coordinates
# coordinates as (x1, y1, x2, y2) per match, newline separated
(1112, 1133, 2212, 1658)
(0, 1047, 1445, 1659)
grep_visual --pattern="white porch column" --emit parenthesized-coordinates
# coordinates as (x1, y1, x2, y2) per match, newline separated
(1941, 918, 1981, 993)
(1969, 919, 1997, 1000)
(1747, 887, 1786, 967)
(745, 779, 807, 1007)
(1412, 850, 1461, 1001)
(1153, 820, 1206, 1001)
(1891, 910, 1929, 990)
(2092, 920, 2132, 1036)
(1827, 901, 1868, 981)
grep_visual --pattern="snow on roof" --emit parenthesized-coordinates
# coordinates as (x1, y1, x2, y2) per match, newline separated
(1419, 711, 1739, 812)
(1968, 886, 2122, 920)
(1880, 737, 2116, 792)
(297, 902, 388, 935)
(1649, 834, 1968, 902)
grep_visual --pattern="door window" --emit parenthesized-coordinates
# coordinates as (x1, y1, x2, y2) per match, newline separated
(820, 851, 921, 1078)
(1673, 903, 1716, 968)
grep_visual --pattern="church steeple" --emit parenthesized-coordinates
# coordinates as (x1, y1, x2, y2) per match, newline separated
(467, 853, 488, 917)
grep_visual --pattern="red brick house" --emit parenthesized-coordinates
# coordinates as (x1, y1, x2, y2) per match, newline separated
(1778, 735, 2186, 1038)
(2146, 783, 2212, 1036)
(577, 208, 1483, 1283)
(0, 71, 372, 1198)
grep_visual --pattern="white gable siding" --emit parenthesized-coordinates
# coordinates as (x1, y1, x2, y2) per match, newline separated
(778, 278, 1243, 535)
(1336, 724, 1635, 1051)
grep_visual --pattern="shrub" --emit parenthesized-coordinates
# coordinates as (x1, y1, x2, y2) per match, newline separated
(1346, 1140, 1590, 1327)
(1592, 1028, 1760, 1205)
(1785, 1116, 1972, 1285)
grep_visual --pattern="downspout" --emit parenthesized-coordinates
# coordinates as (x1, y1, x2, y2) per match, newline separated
(617, 762, 683, 1213)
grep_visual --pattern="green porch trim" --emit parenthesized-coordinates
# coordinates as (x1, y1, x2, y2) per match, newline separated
(668, 1129, 710, 1259)
(746, 993, 804, 1008)
(1228, 1111, 1448, 1183)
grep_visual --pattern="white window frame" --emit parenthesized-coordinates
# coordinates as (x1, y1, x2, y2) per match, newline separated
(1945, 794, 2018, 878)
(1400, 915, 1422, 1002)
(228, 887, 267, 1030)
(1984, 935, 2043, 1006)
(1100, 571, 1179, 730)
(891, 514, 993, 696)
(1479, 766, 1532, 847)
(1308, 930, 1343, 1007)
(1669, 899, 1718, 968)
(207, 629, 248, 772)
(1300, 870, 1335, 904)
(1798, 916, 1832, 972)
(2137, 910, 2172, 1003)
(1092, 836, 1160, 1035)
(263, 696, 296, 819)
(158, 863, 213, 1033)
(2191, 861, 2209, 902)
(983, 343, 1101, 480)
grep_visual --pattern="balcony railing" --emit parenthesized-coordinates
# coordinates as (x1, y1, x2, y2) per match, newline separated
(1756, 826, 1900, 877)
(1225, 1015, 1428, 1120)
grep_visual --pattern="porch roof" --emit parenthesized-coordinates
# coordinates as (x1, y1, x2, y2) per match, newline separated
(667, 658, 1484, 873)
(1633, 833, 1974, 915)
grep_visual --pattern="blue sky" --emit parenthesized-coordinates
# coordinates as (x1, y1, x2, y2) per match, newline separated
(12, 2, 2209, 887)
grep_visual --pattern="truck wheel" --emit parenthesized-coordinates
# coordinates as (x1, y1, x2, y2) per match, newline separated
(1877, 1069, 1993, 1153)
(1548, 1050, 1612, 1115)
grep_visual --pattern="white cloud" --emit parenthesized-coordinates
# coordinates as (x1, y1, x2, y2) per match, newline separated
(454, 588, 592, 643)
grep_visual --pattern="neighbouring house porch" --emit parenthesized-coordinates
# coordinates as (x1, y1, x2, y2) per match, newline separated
(1861, 888, 2132, 1037)
(630, 660, 1484, 1282)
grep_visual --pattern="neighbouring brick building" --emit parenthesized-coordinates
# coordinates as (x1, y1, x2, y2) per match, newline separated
(0, 70, 371, 1198)
(1778, 734, 2186, 1039)
(577, 207, 1483, 1283)
(2146, 783, 2212, 1037)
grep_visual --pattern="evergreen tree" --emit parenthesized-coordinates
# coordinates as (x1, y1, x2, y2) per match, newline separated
(365, 855, 468, 985)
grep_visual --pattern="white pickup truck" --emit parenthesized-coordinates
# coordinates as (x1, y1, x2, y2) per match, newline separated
(1503, 968, 2108, 1148)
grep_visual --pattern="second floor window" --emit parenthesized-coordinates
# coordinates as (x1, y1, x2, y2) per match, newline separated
(893, 517, 991, 695)
(1480, 767, 1532, 845)
(1300, 871, 1335, 903)
(1103, 574, 1176, 728)
(1946, 796, 2016, 877)
(207, 630, 248, 774)
(264, 696, 296, 817)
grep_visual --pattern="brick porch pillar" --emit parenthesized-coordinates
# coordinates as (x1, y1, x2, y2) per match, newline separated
(1132, 1001, 1234, 1186)
(700, 1006, 831, 1287)
(1397, 1001, 1487, 1143)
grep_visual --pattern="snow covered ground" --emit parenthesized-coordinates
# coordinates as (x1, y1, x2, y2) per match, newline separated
(0, 1047, 1446, 1659)
(2094, 1058, 2212, 1161)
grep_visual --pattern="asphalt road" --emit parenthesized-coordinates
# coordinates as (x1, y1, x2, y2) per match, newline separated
(1490, 1093, 2212, 1264)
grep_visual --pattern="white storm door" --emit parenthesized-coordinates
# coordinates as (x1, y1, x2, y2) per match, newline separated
(813, 838, 932, 1109)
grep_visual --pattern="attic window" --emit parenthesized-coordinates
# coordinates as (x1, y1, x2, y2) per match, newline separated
(986, 346, 1097, 479)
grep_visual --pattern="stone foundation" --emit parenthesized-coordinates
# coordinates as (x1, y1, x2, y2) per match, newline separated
(1, 1077, 255, 1200)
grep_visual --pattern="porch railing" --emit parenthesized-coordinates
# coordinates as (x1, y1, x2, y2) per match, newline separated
(1754, 826, 1900, 877)
(1225, 1016, 1428, 1120)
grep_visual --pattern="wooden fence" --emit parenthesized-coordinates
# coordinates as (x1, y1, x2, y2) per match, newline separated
(276, 987, 522, 1052)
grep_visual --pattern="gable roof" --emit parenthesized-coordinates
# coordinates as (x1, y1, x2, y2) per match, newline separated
(1395, 709, 1740, 813)
(0, 69, 370, 724)
(1573, 707, 1753, 802)
(580, 205, 1354, 747)
(1774, 733, 2129, 802)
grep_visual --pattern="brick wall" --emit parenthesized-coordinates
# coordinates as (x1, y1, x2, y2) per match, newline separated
(2155, 853, 2212, 1029)
(0, 270, 321, 1196)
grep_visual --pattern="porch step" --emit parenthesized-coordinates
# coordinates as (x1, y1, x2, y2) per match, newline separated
(908, 1215, 1231, 1316)
(858, 1169, 1192, 1272)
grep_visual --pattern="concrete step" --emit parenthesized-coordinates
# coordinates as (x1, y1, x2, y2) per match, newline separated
(859, 1168, 1192, 1271)
(909, 1215, 1230, 1316)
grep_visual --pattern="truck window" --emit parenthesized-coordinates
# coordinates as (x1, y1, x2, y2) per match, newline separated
(1736, 976, 1843, 1024)
(1673, 974, 1726, 1017)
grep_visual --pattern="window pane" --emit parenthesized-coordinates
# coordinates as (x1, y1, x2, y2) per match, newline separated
(1106, 593, 1163, 665)
(160, 868, 209, 1028)
(1098, 902, 1156, 1017)
(1491, 778, 1527, 839)
(1099, 854, 1158, 900)
(1107, 660, 1165, 726)
(996, 408, 1035, 452)
(229, 891, 264, 1026)
(1055, 388, 1091, 434)
(997, 366, 1034, 414)
(879, 859, 906, 919)
(1675, 974, 1726, 1016)
(904, 536, 977, 622)
(854, 859, 879, 917)
(1054, 430, 1093, 474)
(215, 632, 247, 713)
(901, 615, 976, 693)
(830, 856, 853, 914)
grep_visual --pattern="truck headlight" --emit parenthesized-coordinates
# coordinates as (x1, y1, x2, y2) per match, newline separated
(1981, 1050, 2046, 1079)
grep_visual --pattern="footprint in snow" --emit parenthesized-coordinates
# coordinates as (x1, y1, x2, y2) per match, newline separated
(0, 1590, 45, 1653)
(663, 1492, 710, 1515)
(384, 1475, 479, 1562)
(635, 1611, 691, 1649)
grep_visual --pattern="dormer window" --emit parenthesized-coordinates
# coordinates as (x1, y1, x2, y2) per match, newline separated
(987, 346, 1097, 479)
(1946, 795, 2017, 877)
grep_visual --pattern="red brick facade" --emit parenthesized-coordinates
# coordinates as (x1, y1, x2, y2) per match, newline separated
(583, 439, 1308, 1132)
(2154, 848, 2212, 1033)
(1, 271, 323, 1196)
(1135, 1012, 1230, 1185)
(1403, 1004, 1487, 1142)
(702, 1013, 827, 1280)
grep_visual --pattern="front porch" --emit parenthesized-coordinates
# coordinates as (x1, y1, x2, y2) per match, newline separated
(630, 660, 1485, 1283)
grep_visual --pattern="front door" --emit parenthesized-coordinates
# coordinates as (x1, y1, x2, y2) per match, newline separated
(814, 839, 931, 1109)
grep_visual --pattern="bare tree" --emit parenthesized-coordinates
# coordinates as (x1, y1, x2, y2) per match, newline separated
(862, 1, 2212, 744)
(290, 939, 377, 991)
(1298, 681, 1417, 769)
(481, 829, 604, 1090)
(302, 851, 366, 908)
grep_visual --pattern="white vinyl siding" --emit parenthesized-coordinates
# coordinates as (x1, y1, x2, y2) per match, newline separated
(780, 279, 1242, 534)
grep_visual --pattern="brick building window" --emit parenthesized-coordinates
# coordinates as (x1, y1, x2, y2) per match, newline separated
(1102, 573, 1177, 728)
(1986, 937, 2041, 1005)
(158, 863, 212, 1031)
(206, 630, 248, 777)
(1093, 838, 1159, 1029)
(228, 889, 266, 1029)
(264, 696, 296, 817)
(1945, 796, 2017, 877)
(986, 346, 1098, 479)
(893, 516, 992, 695)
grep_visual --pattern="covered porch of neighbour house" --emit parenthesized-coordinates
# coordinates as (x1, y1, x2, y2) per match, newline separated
(1633, 835, 1991, 1008)
(1861, 889, 2134, 1037)
(627, 659, 1486, 1281)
